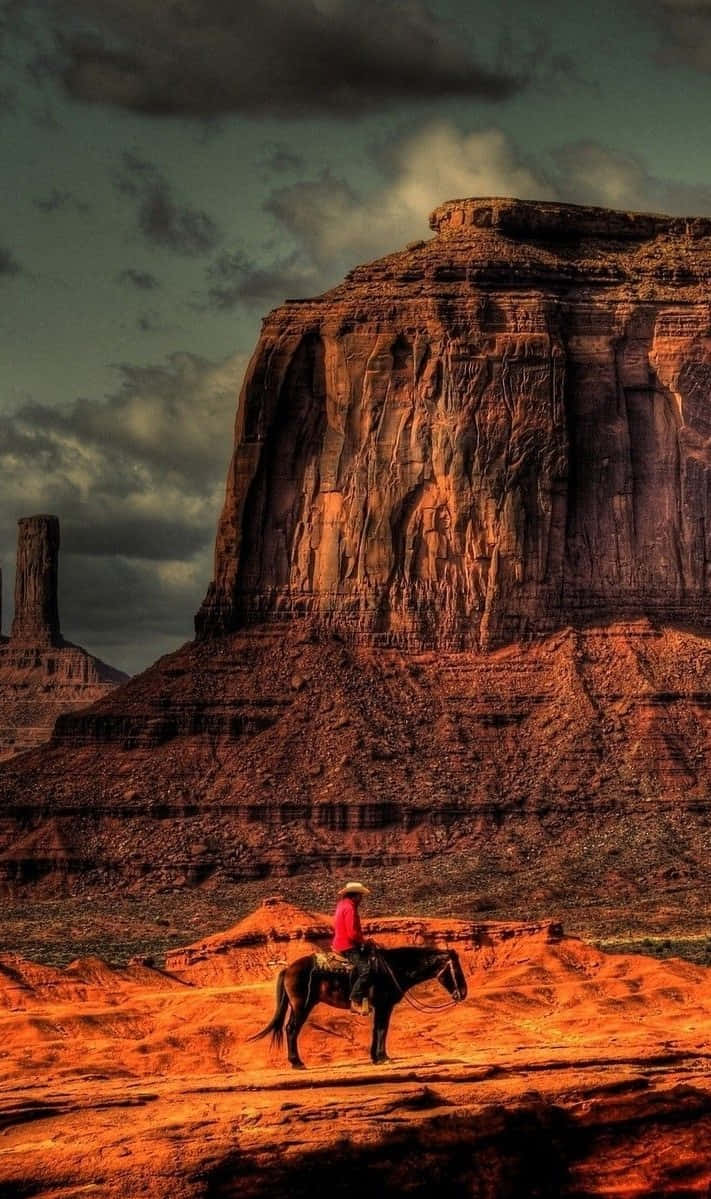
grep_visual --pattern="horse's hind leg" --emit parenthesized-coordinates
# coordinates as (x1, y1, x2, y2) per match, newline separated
(286, 999, 311, 1069)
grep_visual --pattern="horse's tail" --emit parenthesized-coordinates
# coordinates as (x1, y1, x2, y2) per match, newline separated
(246, 968, 289, 1048)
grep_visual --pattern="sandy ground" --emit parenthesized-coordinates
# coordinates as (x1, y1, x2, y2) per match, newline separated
(1, 909, 711, 1197)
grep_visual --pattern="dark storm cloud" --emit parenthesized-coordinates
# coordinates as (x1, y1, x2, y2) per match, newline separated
(118, 267, 160, 290)
(199, 249, 317, 312)
(34, 188, 89, 214)
(0, 0, 41, 52)
(0, 246, 22, 276)
(257, 143, 306, 174)
(0, 3, 68, 128)
(137, 182, 219, 255)
(136, 311, 166, 333)
(62, 515, 207, 560)
(0, 83, 16, 115)
(114, 151, 221, 256)
(649, 0, 711, 72)
(57, 552, 205, 652)
(46, 0, 530, 118)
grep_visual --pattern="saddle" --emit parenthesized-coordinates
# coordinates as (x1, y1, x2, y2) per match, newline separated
(312, 949, 351, 974)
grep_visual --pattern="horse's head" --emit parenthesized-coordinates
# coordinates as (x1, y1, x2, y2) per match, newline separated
(436, 950, 467, 1002)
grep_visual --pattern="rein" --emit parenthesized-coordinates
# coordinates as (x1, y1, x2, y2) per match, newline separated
(378, 953, 462, 1013)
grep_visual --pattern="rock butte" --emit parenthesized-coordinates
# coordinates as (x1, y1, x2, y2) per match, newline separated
(0, 516, 127, 759)
(0, 902, 710, 1197)
(199, 195, 711, 648)
(3, 199, 711, 923)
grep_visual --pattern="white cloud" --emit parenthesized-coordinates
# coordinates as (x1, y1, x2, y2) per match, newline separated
(552, 140, 711, 215)
(265, 120, 711, 295)
(268, 123, 554, 279)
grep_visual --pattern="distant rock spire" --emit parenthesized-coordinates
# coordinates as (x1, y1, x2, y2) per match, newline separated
(11, 515, 62, 646)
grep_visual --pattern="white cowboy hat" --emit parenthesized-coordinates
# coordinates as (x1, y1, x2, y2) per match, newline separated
(339, 881, 370, 896)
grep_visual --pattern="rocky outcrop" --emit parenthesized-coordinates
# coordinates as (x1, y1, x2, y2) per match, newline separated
(197, 197, 711, 650)
(164, 895, 563, 984)
(11, 515, 61, 646)
(0, 515, 128, 758)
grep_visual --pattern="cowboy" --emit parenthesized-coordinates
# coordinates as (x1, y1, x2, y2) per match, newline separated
(332, 881, 372, 1015)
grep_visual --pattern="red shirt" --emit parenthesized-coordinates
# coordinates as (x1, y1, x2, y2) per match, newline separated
(332, 897, 364, 951)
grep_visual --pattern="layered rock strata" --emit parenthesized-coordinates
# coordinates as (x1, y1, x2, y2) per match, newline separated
(3, 618, 711, 925)
(0, 515, 127, 758)
(198, 197, 711, 650)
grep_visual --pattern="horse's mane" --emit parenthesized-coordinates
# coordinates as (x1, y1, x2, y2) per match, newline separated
(377, 945, 453, 975)
(379, 946, 451, 963)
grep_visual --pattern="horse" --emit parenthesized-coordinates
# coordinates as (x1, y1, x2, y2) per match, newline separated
(247, 946, 467, 1068)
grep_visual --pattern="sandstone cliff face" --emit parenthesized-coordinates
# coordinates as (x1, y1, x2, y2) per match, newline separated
(197, 197, 711, 649)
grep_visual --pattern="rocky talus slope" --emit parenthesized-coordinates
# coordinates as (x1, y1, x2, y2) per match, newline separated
(0, 901, 710, 1197)
(3, 199, 711, 919)
(0, 516, 127, 759)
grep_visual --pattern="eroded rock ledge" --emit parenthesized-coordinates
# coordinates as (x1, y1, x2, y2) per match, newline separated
(429, 195, 711, 240)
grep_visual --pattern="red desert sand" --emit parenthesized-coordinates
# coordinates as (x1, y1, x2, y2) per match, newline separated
(0, 898, 709, 1197)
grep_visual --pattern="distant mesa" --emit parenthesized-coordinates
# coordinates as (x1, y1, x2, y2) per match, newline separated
(0, 514, 128, 760)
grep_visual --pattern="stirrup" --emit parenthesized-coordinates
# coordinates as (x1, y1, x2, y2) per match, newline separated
(350, 998, 370, 1016)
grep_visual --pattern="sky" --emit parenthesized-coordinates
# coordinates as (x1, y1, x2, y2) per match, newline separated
(3, 0, 711, 673)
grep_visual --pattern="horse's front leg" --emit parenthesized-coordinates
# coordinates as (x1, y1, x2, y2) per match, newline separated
(370, 1001, 394, 1065)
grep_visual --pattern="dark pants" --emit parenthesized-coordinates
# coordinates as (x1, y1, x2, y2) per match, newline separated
(342, 947, 371, 1001)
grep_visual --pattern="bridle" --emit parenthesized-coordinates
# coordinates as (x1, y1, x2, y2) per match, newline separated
(435, 955, 464, 1002)
(380, 951, 464, 1013)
